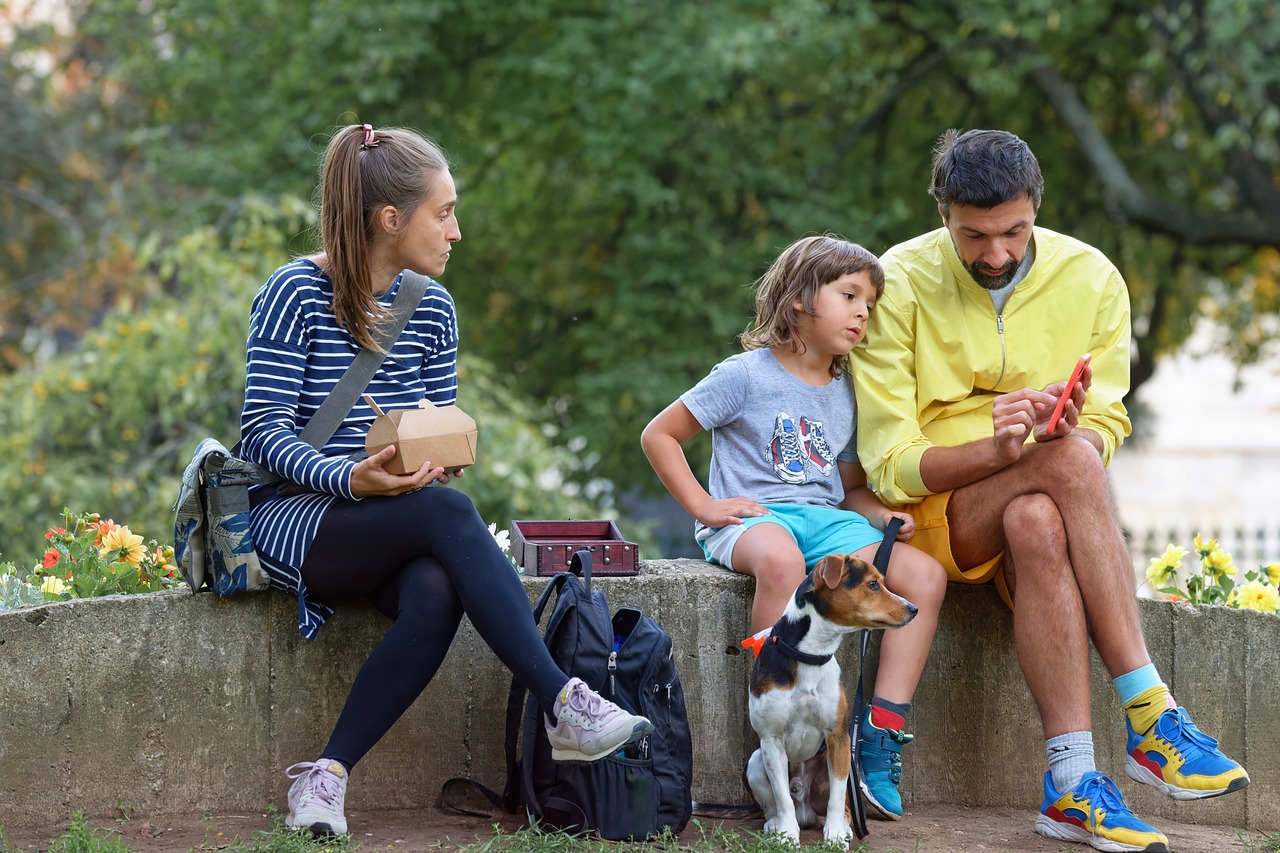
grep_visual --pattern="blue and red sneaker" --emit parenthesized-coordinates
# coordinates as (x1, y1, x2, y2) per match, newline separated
(768, 413, 806, 484)
(1034, 770, 1167, 852)
(798, 416, 834, 477)
(1125, 706, 1249, 799)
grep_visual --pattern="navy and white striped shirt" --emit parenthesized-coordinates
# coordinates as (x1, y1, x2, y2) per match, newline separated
(240, 258, 458, 638)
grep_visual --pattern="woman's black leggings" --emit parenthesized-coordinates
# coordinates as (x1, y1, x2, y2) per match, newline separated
(299, 486, 567, 771)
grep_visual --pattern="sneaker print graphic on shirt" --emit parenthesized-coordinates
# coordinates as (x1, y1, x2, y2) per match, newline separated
(768, 413, 807, 484)
(798, 416, 835, 477)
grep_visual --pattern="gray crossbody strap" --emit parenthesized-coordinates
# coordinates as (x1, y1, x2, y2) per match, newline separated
(297, 270, 431, 450)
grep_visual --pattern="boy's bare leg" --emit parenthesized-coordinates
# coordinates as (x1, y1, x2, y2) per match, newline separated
(731, 523, 809, 633)
(852, 543, 946, 705)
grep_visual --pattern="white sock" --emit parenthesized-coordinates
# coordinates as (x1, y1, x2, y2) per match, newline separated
(1046, 731, 1095, 793)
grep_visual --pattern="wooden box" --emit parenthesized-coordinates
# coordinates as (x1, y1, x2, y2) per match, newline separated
(510, 519, 639, 576)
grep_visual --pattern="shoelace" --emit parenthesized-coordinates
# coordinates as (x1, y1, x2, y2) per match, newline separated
(804, 420, 833, 458)
(285, 762, 343, 807)
(1158, 708, 1220, 756)
(1077, 774, 1128, 842)
(567, 682, 613, 721)
(865, 729, 914, 784)
(775, 418, 803, 458)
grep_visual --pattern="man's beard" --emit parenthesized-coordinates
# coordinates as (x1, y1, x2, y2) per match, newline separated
(967, 258, 1019, 290)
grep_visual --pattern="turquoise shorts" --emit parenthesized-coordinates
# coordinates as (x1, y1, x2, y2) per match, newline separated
(696, 503, 882, 572)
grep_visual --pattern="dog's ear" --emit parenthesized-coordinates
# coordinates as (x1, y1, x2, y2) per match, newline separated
(816, 554, 847, 589)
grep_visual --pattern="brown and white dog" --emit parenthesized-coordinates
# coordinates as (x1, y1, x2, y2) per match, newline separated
(744, 553, 916, 848)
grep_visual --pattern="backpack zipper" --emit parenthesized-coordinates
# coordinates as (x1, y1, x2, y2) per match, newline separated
(608, 650, 618, 697)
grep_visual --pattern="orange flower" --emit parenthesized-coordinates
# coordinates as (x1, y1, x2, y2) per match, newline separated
(42, 548, 60, 569)
(91, 518, 120, 546)
(44, 526, 66, 541)
(98, 525, 146, 568)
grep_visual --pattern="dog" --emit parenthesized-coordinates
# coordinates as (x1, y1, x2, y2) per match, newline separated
(743, 553, 916, 848)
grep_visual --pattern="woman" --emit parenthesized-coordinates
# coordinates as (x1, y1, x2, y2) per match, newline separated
(241, 123, 651, 835)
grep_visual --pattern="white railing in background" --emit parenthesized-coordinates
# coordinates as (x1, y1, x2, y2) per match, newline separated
(1125, 518, 1280, 596)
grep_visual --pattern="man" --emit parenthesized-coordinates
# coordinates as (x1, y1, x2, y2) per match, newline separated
(851, 129, 1248, 853)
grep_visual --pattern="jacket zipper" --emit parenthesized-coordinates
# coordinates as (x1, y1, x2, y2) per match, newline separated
(996, 313, 1007, 386)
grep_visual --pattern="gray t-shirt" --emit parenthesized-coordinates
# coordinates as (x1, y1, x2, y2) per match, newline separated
(681, 348, 858, 535)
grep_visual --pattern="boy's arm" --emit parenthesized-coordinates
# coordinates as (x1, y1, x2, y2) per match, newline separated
(641, 400, 768, 528)
(838, 460, 916, 542)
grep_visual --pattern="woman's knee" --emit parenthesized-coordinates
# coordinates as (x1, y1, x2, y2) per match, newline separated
(417, 485, 480, 523)
(393, 558, 464, 622)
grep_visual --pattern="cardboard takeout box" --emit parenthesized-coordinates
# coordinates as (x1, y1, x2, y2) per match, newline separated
(364, 396, 477, 475)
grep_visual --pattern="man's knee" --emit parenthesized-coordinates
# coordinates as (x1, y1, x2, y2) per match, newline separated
(1039, 434, 1107, 486)
(1003, 492, 1067, 551)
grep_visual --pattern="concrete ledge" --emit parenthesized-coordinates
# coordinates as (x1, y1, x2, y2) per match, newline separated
(2, 559, 1276, 830)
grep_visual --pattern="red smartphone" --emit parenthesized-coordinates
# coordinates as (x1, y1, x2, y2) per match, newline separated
(1047, 353, 1091, 435)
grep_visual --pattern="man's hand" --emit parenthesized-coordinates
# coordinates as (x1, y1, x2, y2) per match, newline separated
(349, 444, 447, 497)
(693, 497, 769, 528)
(991, 389, 1055, 462)
(1036, 358, 1093, 442)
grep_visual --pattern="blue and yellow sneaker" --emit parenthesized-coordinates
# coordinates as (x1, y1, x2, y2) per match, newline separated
(856, 713, 912, 820)
(1125, 706, 1250, 799)
(1034, 770, 1168, 852)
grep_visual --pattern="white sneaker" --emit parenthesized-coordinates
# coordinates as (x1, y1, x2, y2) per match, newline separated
(285, 758, 349, 835)
(544, 677, 654, 762)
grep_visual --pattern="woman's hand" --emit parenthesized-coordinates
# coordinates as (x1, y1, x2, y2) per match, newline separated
(349, 445, 446, 497)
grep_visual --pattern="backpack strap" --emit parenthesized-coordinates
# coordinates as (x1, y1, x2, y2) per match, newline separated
(517, 549, 596, 819)
(567, 547, 593, 595)
(440, 550, 603, 824)
(440, 569, 577, 819)
(847, 516, 903, 840)
(297, 269, 430, 449)
(513, 569, 578, 817)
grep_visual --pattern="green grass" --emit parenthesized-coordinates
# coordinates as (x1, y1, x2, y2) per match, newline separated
(7, 813, 1278, 853)
(450, 821, 864, 853)
(1240, 829, 1280, 853)
(200, 809, 361, 853)
(0, 815, 882, 853)
(0, 810, 361, 853)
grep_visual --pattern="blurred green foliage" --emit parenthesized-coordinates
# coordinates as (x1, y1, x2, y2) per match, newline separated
(0, 197, 612, 566)
(2, 0, 1277, 559)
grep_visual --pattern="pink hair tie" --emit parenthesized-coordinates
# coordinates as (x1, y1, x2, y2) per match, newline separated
(360, 124, 379, 150)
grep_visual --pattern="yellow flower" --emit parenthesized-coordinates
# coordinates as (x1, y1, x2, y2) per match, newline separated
(1193, 534, 1217, 558)
(1201, 548, 1236, 581)
(1231, 581, 1280, 614)
(1146, 545, 1186, 588)
(1264, 563, 1280, 586)
(40, 575, 66, 595)
(98, 526, 147, 568)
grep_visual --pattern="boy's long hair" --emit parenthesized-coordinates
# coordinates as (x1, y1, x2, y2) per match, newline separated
(741, 234, 885, 378)
(316, 124, 449, 351)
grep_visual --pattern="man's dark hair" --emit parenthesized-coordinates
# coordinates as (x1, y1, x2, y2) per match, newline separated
(928, 129, 1044, 213)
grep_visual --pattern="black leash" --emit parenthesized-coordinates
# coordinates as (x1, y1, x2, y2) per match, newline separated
(847, 516, 903, 840)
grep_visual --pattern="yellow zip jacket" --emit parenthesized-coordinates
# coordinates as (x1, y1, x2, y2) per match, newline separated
(852, 226, 1132, 507)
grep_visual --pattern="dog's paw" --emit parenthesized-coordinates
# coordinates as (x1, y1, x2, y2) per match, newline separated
(763, 819, 801, 845)
(823, 819, 854, 849)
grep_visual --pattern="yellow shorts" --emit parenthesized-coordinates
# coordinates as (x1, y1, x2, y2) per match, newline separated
(905, 491, 1013, 609)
